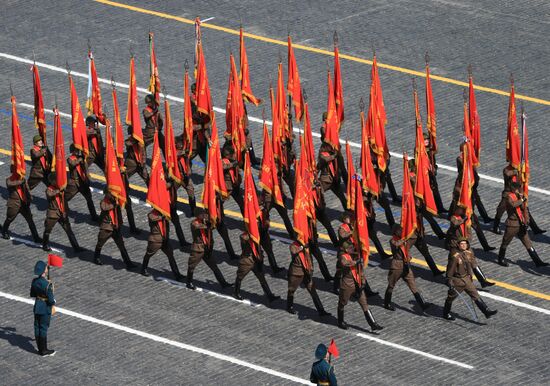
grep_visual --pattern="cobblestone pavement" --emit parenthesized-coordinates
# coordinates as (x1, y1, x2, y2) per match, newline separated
(0, 1, 549, 384)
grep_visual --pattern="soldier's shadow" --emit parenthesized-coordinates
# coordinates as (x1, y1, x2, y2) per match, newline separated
(0, 326, 36, 354)
(517, 260, 550, 276)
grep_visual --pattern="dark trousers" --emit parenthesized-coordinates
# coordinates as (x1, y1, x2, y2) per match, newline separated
(34, 314, 51, 337)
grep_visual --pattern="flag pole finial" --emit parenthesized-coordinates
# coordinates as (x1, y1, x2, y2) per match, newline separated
(32, 50, 36, 65)
(65, 61, 71, 75)
(303, 89, 308, 103)
(412, 77, 417, 92)
(9, 82, 14, 97)
(425, 51, 430, 65)
(333, 31, 339, 46)
(468, 64, 473, 78)
(359, 97, 365, 112)
(162, 86, 168, 102)
(87, 38, 92, 53)
(463, 88, 468, 102)
(111, 75, 116, 89)
(262, 107, 265, 121)
(510, 73, 514, 86)
(129, 47, 134, 59)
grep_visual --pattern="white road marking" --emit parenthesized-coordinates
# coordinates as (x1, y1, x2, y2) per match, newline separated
(5, 235, 63, 254)
(480, 291, 550, 316)
(0, 290, 310, 384)
(201, 17, 215, 23)
(356, 332, 474, 369)
(3, 51, 549, 197)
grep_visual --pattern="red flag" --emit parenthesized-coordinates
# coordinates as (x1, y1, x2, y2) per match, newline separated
(325, 70, 340, 150)
(275, 62, 290, 141)
(86, 50, 105, 124)
(506, 81, 521, 170)
(182, 67, 194, 174)
(334, 41, 344, 124)
(195, 41, 213, 120)
(146, 131, 171, 219)
(287, 35, 304, 122)
(360, 110, 379, 197)
(164, 99, 183, 185)
(457, 141, 474, 230)
(202, 113, 228, 226)
(32, 64, 47, 145)
(69, 75, 89, 157)
(298, 134, 316, 221)
(259, 121, 283, 207)
(111, 86, 125, 162)
(354, 176, 370, 263)
(345, 142, 355, 210)
(10, 96, 26, 179)
(148, 32, 161, 104)
(239, 26, 261, 106)
(243, 152, 262, 245)
(521, 111, 529, 198)
(328, 339, 339, 359)
(400, 154, 417, 240)
(413, 89, 437, 215)
(105, 118, 127, 207)
(462, 100, 479, 167)
(47, 254, 63, 267)
(425, 63, 437, 154)
(52, 107, 67, 191)
(270, 79, 285, 168)
(303, 102, 317, 176)
(125, 57, 144, 145)
(368, 56, 388, 171)
(293, 157, 311, 245)
(225, 54, 246, 160)
(468, 75, 481, 163)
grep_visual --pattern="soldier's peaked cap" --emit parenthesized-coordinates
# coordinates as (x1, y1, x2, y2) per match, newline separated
(315, 344, 328, 360)
(34, 260, 47, 276)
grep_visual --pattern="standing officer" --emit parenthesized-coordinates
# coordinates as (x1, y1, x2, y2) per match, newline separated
(233, 231, 280, 303)
(94, 191, 136, 268)
(142, 94, 165, 152)
(286, 239, 331, 317)
(27, 135, 52, 190)
(2, 166, 41, 242)
(443, 238, 497, 321)
(318, 141, 347, 210)
(337, 245, 384, 331)
(384, 225, 430, 313)
(30, 260, 56, 356)
(85, 115, 105, 172)
(497, 182, 548, 267)
(140, 209, 184, 281)
(65, 144, 99, 222)
(310, 343, 337, 386)
(42, 173, 83, 253)
(186, 209, 232, 290)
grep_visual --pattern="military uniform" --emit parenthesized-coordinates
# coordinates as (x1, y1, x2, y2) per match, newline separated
(234, 232, 279, 302)
(446, 207, 494, 252)
(142, 102, 165, 151)
(286, 241, 330, 317)
(123, 134, 149, 233)
(167, 178, 190, 249)
(175, 138, 196, 216)
(27, 137, 52, 190)
(2, 175, 41, 242)
(313, 183, 339, 245)
(30, 261, 56, 356)
(320, 120, 348, 187)
(140, 210, 184, 281)
(497, 190, 547, 267)
(372, 153, 396, 227)
(186, 215, 231, 289)
(85, 117, 106, 172)
(443, 243, 497, 320)
(42, 184, 82, 253)
(259, 189, 294, 238)
(425, 138, 447, 214)
(94, 196, 135, 268)
(221, 143, 245, 213)
(308, 218, 334, 282)
(65, 151, 99, 221)
(364, 192, 392, 259)
(190, 94, 210, 163)
(258, 211, 284, 274)
(318, 143, 347, 210)
(310, 344, 337, 386)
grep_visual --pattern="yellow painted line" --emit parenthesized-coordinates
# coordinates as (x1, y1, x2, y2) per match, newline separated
(94, 0, 550, 106)
(2, 147, 549, 302)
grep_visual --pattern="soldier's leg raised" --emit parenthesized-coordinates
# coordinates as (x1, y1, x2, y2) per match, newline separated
(317, 209, 339, 245)
(260, 227, 283, 274)
(362, 285, 383, 331)
(528, 208, 547, 235)
(402, 269, 429, 311)
(385, 169, 400, 203)
(472, 217, 495, 251)
(234, 255, 254, 300)
(310, 241, 333, 282)
(171, 207, 189, 249)
(216, 221, 239, 260)
(474, 190, 493, 223)
(518, 228, 548, 267)
(464, 279, 497, 318)
(424, 211, 446, 239)
(377, 194, 395, 227)
(368, 220, 392, 259)
(274, 203, 295, 238)
(123, 175, 140, 234)
(253, 262, 280, 303)
(80, 184, 99, 222)
(331, 184, 348, 211)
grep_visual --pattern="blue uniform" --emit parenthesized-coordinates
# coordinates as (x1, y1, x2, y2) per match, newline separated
(30, 276, 56, 338)
(310, 359, 337, 386)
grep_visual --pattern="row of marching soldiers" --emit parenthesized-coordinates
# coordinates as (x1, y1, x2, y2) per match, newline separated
(4, 24, 547, 332)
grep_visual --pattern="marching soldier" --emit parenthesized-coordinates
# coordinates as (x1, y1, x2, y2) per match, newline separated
(443, 238, 498, 321)
(140, 209, 184, 281)
(94, 191, 136, 268)
(175, 136, 197, 216)
(166, 174, 190, 250)
(242, 109, 261, 167)
(281, 129, 297, 198)
(337, 244, 384, 331)
(30, 261, 56, 356)
(384, 225, 430, 313)
(258, 212, 284, 274)
(221, 141, 245, 213)
(424, 133, 447, 214)
(186, 210, 231, 290)
(142, 94, 165, 152)
(320, 111, 348, 187)
(372, 152, 396, 227)
(286, 239, 331, 317)
(259, 184, 295, 238)
(2, 166, 41, 242)
(42, 173, 83, 253)
(318, 141, 347, 210)
(27, 135, 52, 190)
(123, 125, 149, 234)
(308, 214, 334, 282)
(85, 115, 106, 172)
(233, 231, 280, 303)
(65, 144, 99, 222)
(497, 182, 548, 268)
(447, 206, 495, 252)
(364, 191, 392, 259)
(310, 343, 337, 386)
(313, 180, 339, 246)
(190, 83, 211, 163)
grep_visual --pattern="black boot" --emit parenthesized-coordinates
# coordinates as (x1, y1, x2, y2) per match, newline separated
(423, 252, 445, 277)
(332, 273, 340, 295)
(528, 247, 549, 268)
(476, 227, 496, 251)
(233, 279, 243, 300)
(443, 299, 455, 320)
(337, 310, 348, 330)
(140, 255, 151, 277)
(286, 293, 296, 314)
(473, 266, 495, 288)
(35, 336, 43, 355)
(68, 231, 84, 253)
(475, 298, 497, 318)
(529, 217, 547, 235)
(413, 292, 430, 311)
(29, 221, 42, 243)
(258, 274, 280, 303)
(364, 309, 384, 331)
(188, 196, 197, 218)
(41, 337, 55, 356)
(93, 248, 103, 265)
(41, 233, 52, 252)
(120, 246, 137, 269)
(1, 223, 10, 240)
(186, 269, 196, 290)
(364, 280, 379, 297)
(312, 290, 331, 317)
(213, 265, 232, 288)
(372, 234, 392, 259)
(492, 220, 502, 235)
(266, 248, 284, 275)
(497, 247, 509, 267)
(384, 289, 395, 311)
